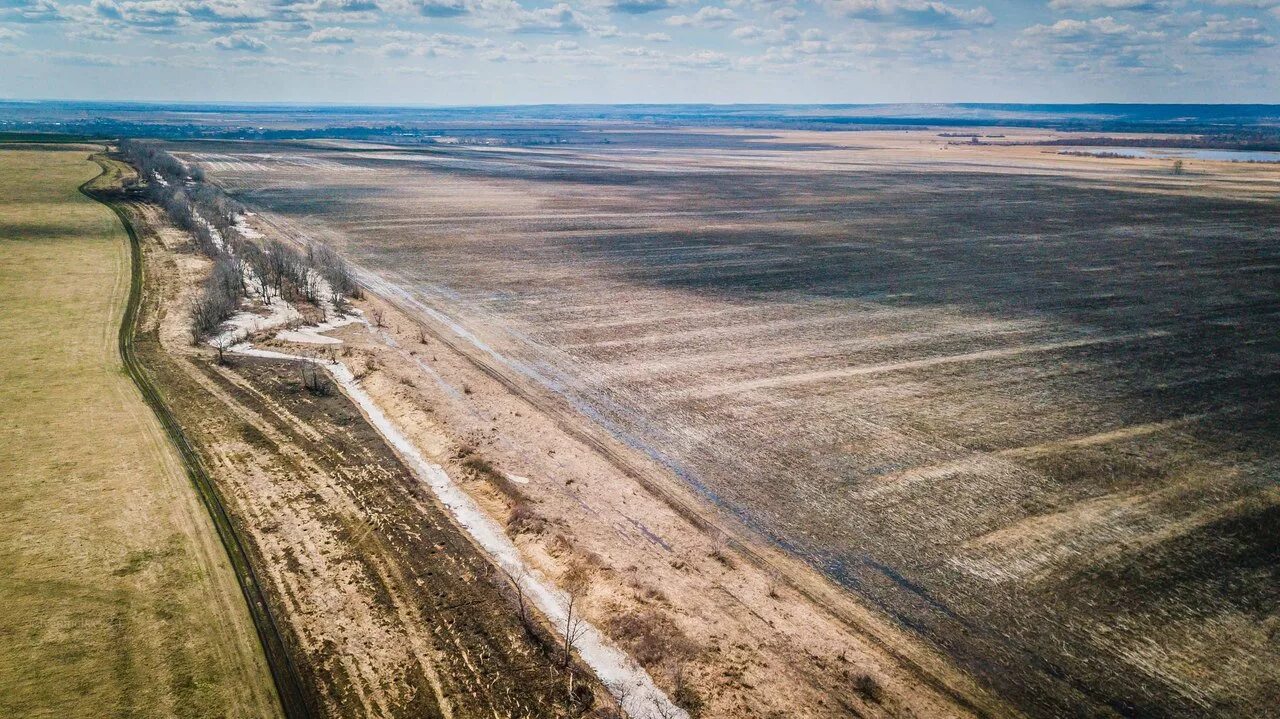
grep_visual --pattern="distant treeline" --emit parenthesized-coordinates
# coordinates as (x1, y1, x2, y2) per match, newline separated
(5, 101, 1280, 142)
(1, 119, 599, 146)
(118, 140, 361, 342)
(1025, 133, 1280, 152)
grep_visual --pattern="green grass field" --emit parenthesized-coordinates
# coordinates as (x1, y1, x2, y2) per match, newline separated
(0, 148, 281, 718)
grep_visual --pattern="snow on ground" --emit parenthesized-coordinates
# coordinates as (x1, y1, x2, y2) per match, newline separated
(234, 214, 264, 240)
(210, 277, 360, 349)
(200, 215, 227, 253)
(274, 312, 363, 344)
(211, 297, 303, 348)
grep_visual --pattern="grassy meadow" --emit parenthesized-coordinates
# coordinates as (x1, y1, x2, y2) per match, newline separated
(0, 147, 280, 718)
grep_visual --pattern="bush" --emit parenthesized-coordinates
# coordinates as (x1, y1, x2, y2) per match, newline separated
(852, 673, 883, 704)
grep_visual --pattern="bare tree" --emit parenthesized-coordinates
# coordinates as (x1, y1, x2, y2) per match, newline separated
(563, 590, 589, 668)
(650, 697, 682, 719)
(300, 269, 319, 305)
(765, 567, 782, 599)
(300, 355, 332, 395)
(244, 246, 273, 304)
(312, 242, 362, 301)
(190, 261, 242, 344)
(605, 680, 635, 719)
(500, 565, 534, 635)
(210, 333, 233, 365)
(559, 565, 593, 714)
(709, 531, 734, 568)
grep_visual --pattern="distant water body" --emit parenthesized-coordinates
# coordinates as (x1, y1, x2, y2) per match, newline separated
(1061, 146, 1280, 163)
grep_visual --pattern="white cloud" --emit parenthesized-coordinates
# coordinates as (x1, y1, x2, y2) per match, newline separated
(605, 0, 672, 14)
(824, 0, 994, 28)
(185, 0, 270, 24)
(309, 26, 355, 42)
(415, 0, 466, 17)
(1048, 0, 1158, 11)
(666, 5, 736, 26)
(1023, 15, 1146, 39)
(465, 0, 593, 34)
(211, 31, 267, 50)
(1, 0, 64, 22)
(1188, 17, 1275, 50)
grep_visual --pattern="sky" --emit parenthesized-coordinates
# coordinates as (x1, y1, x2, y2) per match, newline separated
(1, 0, 1278, 104)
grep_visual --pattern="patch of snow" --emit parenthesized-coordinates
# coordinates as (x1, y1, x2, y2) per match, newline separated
(211, 297, 302, 348)
(234, 214, 264, 240)
(505, 472, 531, 485)
(273, 329, 343, 345)
(274, 312, 363, 345)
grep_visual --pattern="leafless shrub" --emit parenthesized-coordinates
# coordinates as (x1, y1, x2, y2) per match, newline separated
(300, 356, 332, 395)
(668, 661, 705, 718)
(603, 681, 634, 719)
(461, 452, 545, 534)
(709, 533, 735, 568)
(507, 503, 547, 536)
(852, 673, 884, 704)
(210, 334, 233, 365)
(499, 565, 534, 634)
(765, 568, 782, 599)
(370, 306, 385, 327)
(331, 293, 351, 317)
(603, 607, 696, 668)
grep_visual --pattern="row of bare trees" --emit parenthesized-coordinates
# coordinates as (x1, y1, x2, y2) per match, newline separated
(119, 140, 362, 343)
(120, 139, 242, 256)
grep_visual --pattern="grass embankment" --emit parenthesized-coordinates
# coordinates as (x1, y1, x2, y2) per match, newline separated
(0, 148, 281, 718)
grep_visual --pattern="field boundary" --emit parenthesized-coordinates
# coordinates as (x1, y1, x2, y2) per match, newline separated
(80, 153, 309, 719)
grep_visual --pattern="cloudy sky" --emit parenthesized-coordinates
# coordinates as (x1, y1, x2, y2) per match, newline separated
(1, 0, 1278, 104)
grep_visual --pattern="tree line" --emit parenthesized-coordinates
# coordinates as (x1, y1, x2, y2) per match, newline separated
(118, 140, 361, 344)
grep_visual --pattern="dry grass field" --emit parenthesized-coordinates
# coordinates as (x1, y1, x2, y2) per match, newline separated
(178, 130, 1280, 718)
(0, 148, 280, 717)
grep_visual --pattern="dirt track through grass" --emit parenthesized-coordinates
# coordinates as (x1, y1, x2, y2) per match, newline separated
(0, 148, 280, 718)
